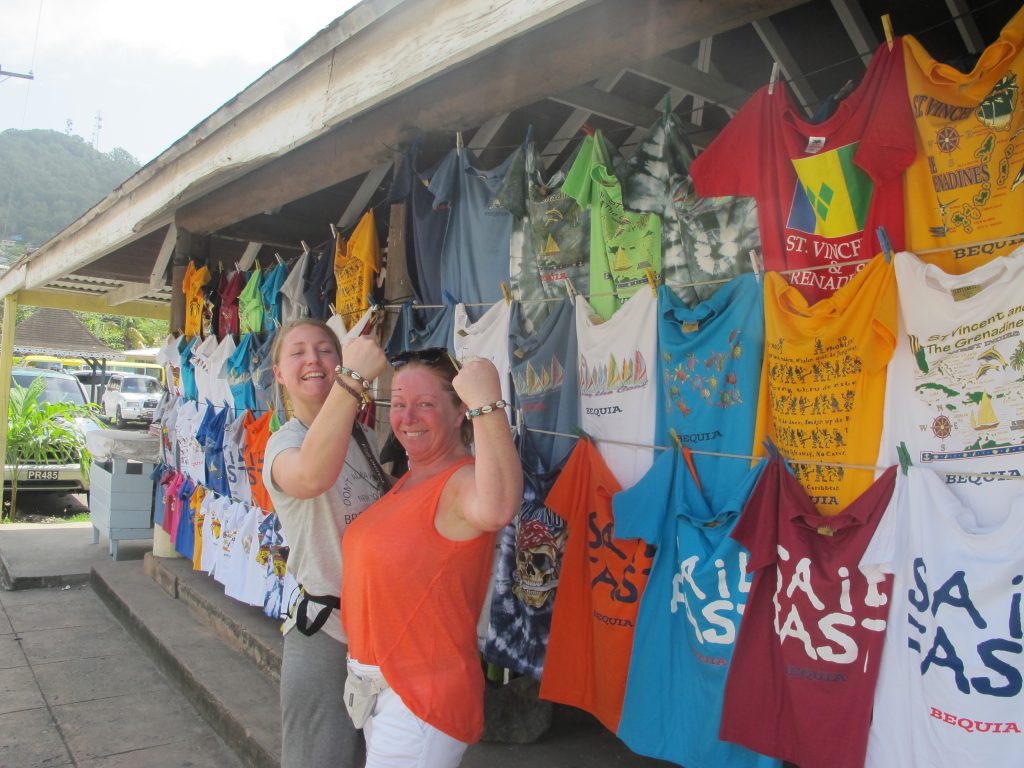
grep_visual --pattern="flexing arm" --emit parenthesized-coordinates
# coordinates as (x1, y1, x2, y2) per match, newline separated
(271, 337, 387, 499)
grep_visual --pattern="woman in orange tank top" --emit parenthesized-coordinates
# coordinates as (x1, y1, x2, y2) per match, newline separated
(341, 347, 523, 768)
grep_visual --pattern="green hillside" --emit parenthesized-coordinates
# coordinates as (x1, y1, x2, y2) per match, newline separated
(0, 129, 140, 251)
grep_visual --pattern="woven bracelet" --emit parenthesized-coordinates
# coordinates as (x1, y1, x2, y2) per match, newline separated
(333, 373, 370, 411)
(465, 400, 509, 420)
(334, 365, 372, 390)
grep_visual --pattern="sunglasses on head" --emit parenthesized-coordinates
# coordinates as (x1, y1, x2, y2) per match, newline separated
(389, 347, 462, 372)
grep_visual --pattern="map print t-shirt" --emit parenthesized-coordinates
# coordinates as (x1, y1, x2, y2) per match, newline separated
(657, 273, 764, 511)
(902, 7, 1024, 272)
(878, 248, 1024, 527)
(860, 467, 1024, 768)
(721, 459, 896, 768)
(334, 210, 381, 320)
(541, 438, 654, 733)
(622, 108, 760, 307)
(691, 40, 914, 303)
(753, 254, 897, 514)
(615, 451, 777, 768)
(576, 289, 657, 490)
(564, 130, 662, 320)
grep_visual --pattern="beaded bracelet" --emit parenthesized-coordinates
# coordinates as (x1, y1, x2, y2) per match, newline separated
(333, 372, 371, 411)
(334, 365, 372, 391)
(465, 400, 509, 420)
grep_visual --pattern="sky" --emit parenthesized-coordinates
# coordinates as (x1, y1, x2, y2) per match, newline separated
(0, 0, 359, 164)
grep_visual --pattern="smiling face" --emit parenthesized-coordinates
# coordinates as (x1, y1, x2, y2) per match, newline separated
(272, 323, 341, 416)
(389, 365, 466, 466)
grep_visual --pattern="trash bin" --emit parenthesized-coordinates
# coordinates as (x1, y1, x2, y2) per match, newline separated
(86, 430, 160, 559)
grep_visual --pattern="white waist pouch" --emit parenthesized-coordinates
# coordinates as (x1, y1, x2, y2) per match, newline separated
(344, 659, 390, 729)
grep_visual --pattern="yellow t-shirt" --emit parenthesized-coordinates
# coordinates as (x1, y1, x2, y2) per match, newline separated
(184, 263, 211, 339)
(334, 210, 381, 320)
(753, 254, 897, 515)
(903, 7, 1024, 273)
(191, 485, 206, 572)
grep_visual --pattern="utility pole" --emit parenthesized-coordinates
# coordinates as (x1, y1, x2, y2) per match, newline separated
(0, 66, 34, 83)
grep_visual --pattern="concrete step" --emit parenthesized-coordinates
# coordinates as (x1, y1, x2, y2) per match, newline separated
(144, 553, 284, 684)
(91, 558, 281, 768)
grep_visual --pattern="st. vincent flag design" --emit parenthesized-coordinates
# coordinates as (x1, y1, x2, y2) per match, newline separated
(786, 142, 873, 238)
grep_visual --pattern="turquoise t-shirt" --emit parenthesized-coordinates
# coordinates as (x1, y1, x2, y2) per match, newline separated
(613, 454, 778, 768)
(656, 273, 764, 512)
(179, 337, 198, 402)
(260, 262, 288, 332)
(227, 333, 257, 417)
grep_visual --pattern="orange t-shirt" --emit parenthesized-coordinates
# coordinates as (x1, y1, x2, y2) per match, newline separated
(540, 438, 654, 733)
(752, 253, 897, 515)
(342, 457, 493, 744)
(243, 409, 275, 513)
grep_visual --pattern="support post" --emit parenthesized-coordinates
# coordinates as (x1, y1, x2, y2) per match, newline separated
(0, 294, 18, 500)
(170, 227, 191, 335)
(375, 169, 409, 452)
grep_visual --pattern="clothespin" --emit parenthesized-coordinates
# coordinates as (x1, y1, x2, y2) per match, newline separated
(234, 261, 242, 273)
(768, 62, 780, 95)
(446, 350, 462, 372)
(876, 226, 894, 263)
(572, 425, 593, 442)
(330, 223, 339, 240)
(329, 303, 337, 316)
(562, 276, 577, 301)
(748, 250, 763, 285)
(500, 281, 512, 305)
(514, 407, 525, 439)
(456, 130, 463, 157)
(881, 14, 894, 51)
(762, 436, 782, 460)
(525, 124, 534, 145)
(274, 252, 285, 266)
(580, 123, 596, 137)
(300, 240, 311, 257)
(896, 441, 913, 475)
(644, 267, 659, 298)
(669, 428, 684, 453)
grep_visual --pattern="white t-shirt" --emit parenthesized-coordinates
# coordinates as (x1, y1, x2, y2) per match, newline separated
(200, 494, 228, 575)
(280, 251, 311, 324)
(262, 418, 384, 642)
(214, 500, 247, 587)
(158, 395, 180, 469)
(156, 334, 183, 397)
(454, 300, 512, 415)
(860, 467, 1024, 767)
(206, 335, 237, 411)
(223, 411, 252, 505)
(190, 335, 220, 405)
(878, 248, 1024, 526)
(175, 401, 207, 486)
(223, 504, 261, 601)
(575, 289, 657, 489)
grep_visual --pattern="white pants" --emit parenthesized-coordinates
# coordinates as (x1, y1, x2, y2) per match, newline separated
(348, 660, 468, 768)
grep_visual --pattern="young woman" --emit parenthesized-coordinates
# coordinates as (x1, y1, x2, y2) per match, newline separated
(341, 348, 523, 768)
(263, 319, 388, 768)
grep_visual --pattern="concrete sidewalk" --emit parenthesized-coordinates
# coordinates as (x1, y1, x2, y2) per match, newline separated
(0, 583, 242, 767)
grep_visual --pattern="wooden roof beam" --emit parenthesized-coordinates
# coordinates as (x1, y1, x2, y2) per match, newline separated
(148, 224, 177, 289)
(338, 161, 392, 229)
(830, 0, 878, 66)
(753, 17, 817, 111)
(540, 71, 624, 169)
(945, 0, 985, 54)
(627, 54, 751, 115)
(105, 282, 154, 307)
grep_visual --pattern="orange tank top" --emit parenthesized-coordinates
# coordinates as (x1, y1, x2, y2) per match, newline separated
(341, 457, 494, 743)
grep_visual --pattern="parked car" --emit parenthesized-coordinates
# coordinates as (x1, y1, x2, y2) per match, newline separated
(101, 373, 163, 427)
(5, 367, 101, 493)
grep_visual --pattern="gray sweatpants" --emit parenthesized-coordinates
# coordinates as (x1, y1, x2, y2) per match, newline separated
(281, 628, 364, 768)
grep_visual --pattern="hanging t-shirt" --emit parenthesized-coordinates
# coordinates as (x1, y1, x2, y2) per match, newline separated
(540, 438, 654, 733)
(614, 451, 776, 768)
(691, 40, 915, 303)
(622, 108, 760, 308)
(184, 262, 211, 339)
(156, 334, 183, 397)
(179, 337, 199, 402)
(429, 145, 517, 318)
(657, 274, 764, 511)
(174, 478, 197, 558)
(223, 411, 252, 505)
(237, 266, 264, 335)
(260, 262, 288, 333)
(159, 396, 180, 469)
(197, 492, 221, 574)
(860, 467, 1024, 767)
(878, 248, 1024, 526)
(453, 300, 512, 413)
(721, 459, 896, 768)
(224, 505, 264, 604)
(214, 500, 248, 588)
(226, 333, 257, 417)
(278, 251, 310, 324)
(564, 130, 662, 320)
(335, 210, 381, 321)
(508, 298, 579, 474)
(177, 401, 208, 486)
(250, 330, 282, 421)
(902, 7, 1024, 272)
(576, 289, 657, 490)
(384, 300, 457, 357)
(189, 335, 220, 406)
(483, 440, 568, 679)
(162, 472, 185, 539)
(389, 138, 450, 306)
(753, 254, 897, 514)
(243, 409, 275, 513)
(303, 248, 338, 320)
(197, 402, 229, 497)
(206, 335, 236, 412)
(202, 273, 218, 340)
(495, 141, 589, 332)
(218, 269, 246, 340)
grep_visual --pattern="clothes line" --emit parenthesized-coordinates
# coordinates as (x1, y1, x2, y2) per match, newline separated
(523, 426, 1024, 482)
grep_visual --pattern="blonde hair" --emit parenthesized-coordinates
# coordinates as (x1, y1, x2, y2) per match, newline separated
(270, 318, 343, 367)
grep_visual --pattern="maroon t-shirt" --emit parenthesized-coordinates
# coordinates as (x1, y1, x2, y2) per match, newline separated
(218, 270, 246, 340)
(720, 459, 896, 768)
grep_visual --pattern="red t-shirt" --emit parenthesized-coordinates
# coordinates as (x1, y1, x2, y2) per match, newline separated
(218, 270, 246, 340)
(720, 458, 896, 768)
(691, 40, 915, 303)
(540, 438, 654, 733)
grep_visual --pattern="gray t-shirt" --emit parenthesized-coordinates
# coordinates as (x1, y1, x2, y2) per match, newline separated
(263, 418, 383, 642)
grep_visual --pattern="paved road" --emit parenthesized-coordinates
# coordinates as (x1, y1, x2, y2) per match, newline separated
(0, 583, 243, 768)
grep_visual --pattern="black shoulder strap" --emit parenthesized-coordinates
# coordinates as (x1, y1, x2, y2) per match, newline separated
(351, 422, 393, 493)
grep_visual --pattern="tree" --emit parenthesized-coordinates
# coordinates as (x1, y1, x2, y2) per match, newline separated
(4, 377, 99, 521)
